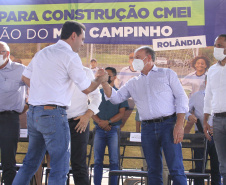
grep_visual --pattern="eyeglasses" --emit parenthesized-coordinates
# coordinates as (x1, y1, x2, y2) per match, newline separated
(0, 51, 6, 54)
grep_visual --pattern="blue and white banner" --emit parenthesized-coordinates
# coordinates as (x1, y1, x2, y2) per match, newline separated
(0, 0, 225, 46)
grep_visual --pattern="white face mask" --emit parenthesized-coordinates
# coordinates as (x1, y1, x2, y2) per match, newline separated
(0, 55, 6, 66)
(132, 56, 147, 71)
(214, 47, 226, 61)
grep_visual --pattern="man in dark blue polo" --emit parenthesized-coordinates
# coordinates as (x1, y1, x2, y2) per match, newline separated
(92, 67, 129, 185)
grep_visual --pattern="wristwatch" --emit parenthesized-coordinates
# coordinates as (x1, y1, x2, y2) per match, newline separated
(108, 119, 112, 126)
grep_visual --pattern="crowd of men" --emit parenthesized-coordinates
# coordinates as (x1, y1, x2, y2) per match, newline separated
(0, 20, 226, 185)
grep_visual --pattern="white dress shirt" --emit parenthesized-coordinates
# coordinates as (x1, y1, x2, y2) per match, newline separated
(106, 65, 188, 121)
(66, 67, 102, 119)
(23, 40, 91, 106)
(204, 62, 226, 114)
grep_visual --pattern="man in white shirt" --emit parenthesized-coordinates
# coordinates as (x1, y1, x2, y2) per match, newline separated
(67, 67, 102, 185)
(101, 46, 188, 185)
(12, 21, 107, 185)
(204, 34, 226, 185)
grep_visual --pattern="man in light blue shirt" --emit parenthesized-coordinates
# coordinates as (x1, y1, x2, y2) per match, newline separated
(101, 46, 188, 185)
(185, 88, 221, 185)
(0, 41, 26, 185)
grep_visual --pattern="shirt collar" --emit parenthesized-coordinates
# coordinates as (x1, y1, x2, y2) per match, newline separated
(58, 40, 73, 51)
(141, 65, 158, 76)
(3, 59, 12, 70)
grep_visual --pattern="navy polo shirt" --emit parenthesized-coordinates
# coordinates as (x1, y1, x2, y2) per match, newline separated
(94, 86, 129, 126)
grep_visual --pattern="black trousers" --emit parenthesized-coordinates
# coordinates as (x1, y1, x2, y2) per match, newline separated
(69, 119, 90, 185)
(0, 112, 20, 185)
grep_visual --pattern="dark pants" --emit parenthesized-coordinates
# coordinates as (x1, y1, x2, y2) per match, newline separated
(69, 119, 90, 185)
(194, 133, 221, 185)
(0, 112, 20, 185)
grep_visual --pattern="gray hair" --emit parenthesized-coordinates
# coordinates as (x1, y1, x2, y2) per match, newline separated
(134, 46, 155, 62)
(0, 41, 10, 52)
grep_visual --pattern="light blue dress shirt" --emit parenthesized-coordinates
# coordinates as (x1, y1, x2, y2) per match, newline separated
(106, 65, 188, 121)
(0, 59, 26, 113)
(185, 90, 213, 131)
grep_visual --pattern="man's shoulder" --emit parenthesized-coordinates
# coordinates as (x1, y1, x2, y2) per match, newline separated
(10, 60, 26, 71)
(208, 63, 218, 72)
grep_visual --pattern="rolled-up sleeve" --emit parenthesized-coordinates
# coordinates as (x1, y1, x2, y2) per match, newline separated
(204, 74, 212, 114)
(87, 69, 102, 115)
(67, 55, 91, 91)
(22, 59, 34, 79)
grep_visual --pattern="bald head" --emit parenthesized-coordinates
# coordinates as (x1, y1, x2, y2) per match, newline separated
(0, 41, 10, 52)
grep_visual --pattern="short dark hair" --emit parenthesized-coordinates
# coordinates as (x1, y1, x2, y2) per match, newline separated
(191, 56, 210, 70)
(105, 67, 117, 76)
(61, 21, 86, 40)
(218, 34, 226, 41)
(134, 46, 156, 62)
(90, 58, 97, 63)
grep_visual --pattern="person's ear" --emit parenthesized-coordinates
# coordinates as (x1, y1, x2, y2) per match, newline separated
(6, 51, 10, 59)
(147, 54, 152, 62)
(71, 32, 77, 40)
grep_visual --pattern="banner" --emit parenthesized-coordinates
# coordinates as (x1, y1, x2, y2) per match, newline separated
(0, 0, 225, 46)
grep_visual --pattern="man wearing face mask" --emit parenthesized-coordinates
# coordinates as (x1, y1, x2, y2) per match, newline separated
(92, 67, 128, 185)
(0, 41, 26, 185)
(101, 46, 188, 185)
(204, 34, 226, 185)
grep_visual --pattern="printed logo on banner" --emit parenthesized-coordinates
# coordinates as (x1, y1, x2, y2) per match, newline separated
(152, 35, 206, 51)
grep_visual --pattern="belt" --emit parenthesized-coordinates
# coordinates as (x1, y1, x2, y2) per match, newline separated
(0, 111, 19, 115)
(143, 113, 176, 123)
(68, 117, 79, 122)
(41, 104, 66, 110)
(214, 112, 226, 117)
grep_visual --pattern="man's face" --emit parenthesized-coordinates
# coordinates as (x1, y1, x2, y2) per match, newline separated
(73, 29, 85, 52)
(214, 36, 226, 54)
(0, 44, 9, 66)
(106, 69, 116, 85)
(90, 61, 97, 68)
(134, 49, 148, 64)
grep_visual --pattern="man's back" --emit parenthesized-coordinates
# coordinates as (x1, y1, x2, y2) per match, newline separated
(27, 40, 90, 106)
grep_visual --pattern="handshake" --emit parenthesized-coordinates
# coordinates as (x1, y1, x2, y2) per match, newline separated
(95, 68, 109, 84)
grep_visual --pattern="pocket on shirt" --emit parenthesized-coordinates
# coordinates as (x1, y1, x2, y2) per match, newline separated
(0, 79, 20, 92)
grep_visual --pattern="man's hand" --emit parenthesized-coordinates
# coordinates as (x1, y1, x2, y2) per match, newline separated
(203, 113, 212, 141)
(95, 69, 106, 77)
(173, 113, 185, 144)
(173, 124, 184, 144)
(188, 114, 197, 123)
(203, 120, 212, 141)
(74, 111, 93, 133)
(98, 120, 111, 131)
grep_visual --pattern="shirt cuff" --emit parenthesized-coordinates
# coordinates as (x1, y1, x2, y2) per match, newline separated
(88, 104, 99, 115)
(104, 87, 116, 101)
(22, 67, 32, 79)
(185, 112, 191, 121)
(78, 79, 91, 91)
